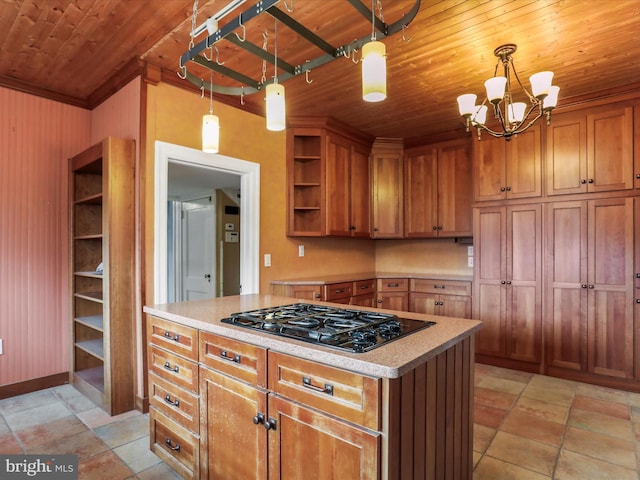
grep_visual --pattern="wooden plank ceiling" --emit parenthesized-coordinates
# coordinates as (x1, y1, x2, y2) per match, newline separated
(1, 0, 640, 140)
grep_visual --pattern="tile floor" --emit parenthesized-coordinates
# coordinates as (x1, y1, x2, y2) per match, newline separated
(474, 363, 640, 479)
(1, 365, 640, 479)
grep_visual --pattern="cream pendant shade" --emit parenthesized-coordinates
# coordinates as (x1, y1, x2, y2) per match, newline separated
(202, 114, 220, 153)
(362, 40, 387, 102)
(266, 83, 286, 131)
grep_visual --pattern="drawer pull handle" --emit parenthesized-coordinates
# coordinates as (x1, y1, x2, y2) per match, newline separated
(163, 361, 179, 373)
(636, 273, 640, 279)
(163, 331, 179, 342)
(164, 394, 180, 407)
(360, 285, 370, 290)
(220, 350, 241, 364)
(165, 437, 180, 452)
(388, 283, 399, 288)
(302, 376, 334, 396)
(335, 288, 344, 294)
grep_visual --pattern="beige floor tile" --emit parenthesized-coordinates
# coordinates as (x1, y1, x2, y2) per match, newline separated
(78, 449, 134, 480)
(474, 403, 508, 429)
(572, 394, 630, 419)
(562, 426, 636, 469)
(477, 376, 527, 396)
(484, 365, 535, 384)
(575, 382, 630, 405)
(4, 402, 73, 431)
(0, 433, 24, 454)
(25, 428, 109, 460)
(473, 455, 551, 480)
(136, 462, 183, 480)
(554, 449, 637, 480)
(473, 423, 496, 453)
(0, 389, 59, 416)
(521, 375, 576, 407)
(15, 416, 88, 449)
(501, 410, 565, 447)
(475, 386, 518, 410)
(94, 414, 150, 448)
(113, 436, 162, 474)
(568, 408, 634, 441)
(513, 396, 569, 424)
(485, 431, 558, 476)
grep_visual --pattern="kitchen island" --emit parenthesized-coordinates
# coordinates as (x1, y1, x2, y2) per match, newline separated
(144, 294, 481, 480)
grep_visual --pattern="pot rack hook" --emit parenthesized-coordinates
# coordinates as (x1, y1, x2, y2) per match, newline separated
(402, 22, 411, 42)
(200, 79, 207, 98)
(284, 0, 293, 12)
(240, 87, 245, 105)
(304, 60, 313, 84)
(177, 59, 187, 79)
(235, 13, 246, 42)
(215, 46, 225, 65)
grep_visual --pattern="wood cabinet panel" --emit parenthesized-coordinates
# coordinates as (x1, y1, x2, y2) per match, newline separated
(148, 316, 199, 362)
(148, 372, 199, 433)
(438, 141, 473, 235)
(268, 395, 380, 480)
(635, 106, 640, 189)
(150, 408, 199, 480)
(405, 146, 438, 237)
(546, 104, 633, 196)
(326, 134, 351, 236)
(149, 345, 199, 393)
(473, 135, 506, 202)
(199, 367, 268, 480)
(350, 143, 372, 237)
(371, 140, 404, 238)
(545, 198, 635, 380)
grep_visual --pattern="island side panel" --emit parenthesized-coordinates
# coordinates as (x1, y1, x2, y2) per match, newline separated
(383, 335, 474, 480)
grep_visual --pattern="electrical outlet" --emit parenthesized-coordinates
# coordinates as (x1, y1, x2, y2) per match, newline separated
(468, 256, 474, 267)
(264, 254, 271, 267)
(467, 246, 474, 257)
(298, 245, 304, 257)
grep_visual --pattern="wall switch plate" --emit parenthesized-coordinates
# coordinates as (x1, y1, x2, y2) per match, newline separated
(468, 256, 474, 267)
(264, 254, 271, 267)
(298, 245, 304, 257)
(467, 246, 474, 256)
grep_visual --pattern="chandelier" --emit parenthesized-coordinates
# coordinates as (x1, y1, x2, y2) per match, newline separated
(456, 44, 560, 140)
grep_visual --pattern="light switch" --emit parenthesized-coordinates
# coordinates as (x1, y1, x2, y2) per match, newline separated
(264, 254, 271, 267)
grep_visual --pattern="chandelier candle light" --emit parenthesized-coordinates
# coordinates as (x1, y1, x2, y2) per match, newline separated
(265, 19, 286, 131)
(457, 44, 560, 140)
(202, 69, 220, 153)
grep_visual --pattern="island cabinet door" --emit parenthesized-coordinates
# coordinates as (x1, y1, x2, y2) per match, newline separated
(199, 367, 268, 480)
(267, 394, 380, 480)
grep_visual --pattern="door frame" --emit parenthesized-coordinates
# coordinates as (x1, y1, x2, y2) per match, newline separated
(154, 141, 260, 303)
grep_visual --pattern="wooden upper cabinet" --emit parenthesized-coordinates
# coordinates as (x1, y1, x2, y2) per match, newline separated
(371, 139, 404, 238)
(635, 106, 640, 189)
(405, 139, 472, 238)
(473, 124, 541, 201)
(287, 116, 372, 237)
(546, 103, 633, 196)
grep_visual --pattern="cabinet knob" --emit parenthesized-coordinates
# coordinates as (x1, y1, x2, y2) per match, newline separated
(588, 179, 594, 184)
(636, 299, 640, 304)
(636, 174, 640, 179)
(581, 179, 587, 184)
(506, 186, 511, 191)
(636, 273, 640, 279)
(588, 284, 595, 289)
(501, 281, 506, 285)
(506, 281, 512, 285)
(500, 187, 506, 192)
(581, 284, 588, 289)
(433, 226, 438, 231)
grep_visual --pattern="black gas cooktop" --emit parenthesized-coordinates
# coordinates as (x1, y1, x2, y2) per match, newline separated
(220, 303, 435, 353)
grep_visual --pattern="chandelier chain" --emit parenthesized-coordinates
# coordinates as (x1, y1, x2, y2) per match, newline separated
(261, 31, 268, 84)
(190, 0, 199, 49)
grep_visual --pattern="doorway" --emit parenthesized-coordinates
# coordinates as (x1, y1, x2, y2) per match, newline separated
(154, 141, 260, 304)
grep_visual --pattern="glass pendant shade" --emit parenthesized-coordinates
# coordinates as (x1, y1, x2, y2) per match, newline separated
(202, 114, 220, 153)
(529, 71, 554, 99)
(485, 76, 507, 103)
(266, 83, 286, 131)
(457, 94, 477, 117)
(472, 105, 488, 125)
(508, 102, 527, 124)
(543, 85, 560, 111)
(362, 40, 387, 102)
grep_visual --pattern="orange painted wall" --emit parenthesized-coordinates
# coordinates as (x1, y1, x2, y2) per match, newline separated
(0, 87, 91, 386)
(144, 82, 376, 299)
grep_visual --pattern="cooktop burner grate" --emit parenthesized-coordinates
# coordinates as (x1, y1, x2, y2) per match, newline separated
(221, 303, 436, 353)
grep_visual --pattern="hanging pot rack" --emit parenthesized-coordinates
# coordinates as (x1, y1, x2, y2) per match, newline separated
(178, 0, 421, 96)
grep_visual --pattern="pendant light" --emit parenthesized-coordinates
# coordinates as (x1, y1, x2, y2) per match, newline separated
(202, 69, 220, 153)
(362, 0, 386, 102)
(266, 19, 286, 131)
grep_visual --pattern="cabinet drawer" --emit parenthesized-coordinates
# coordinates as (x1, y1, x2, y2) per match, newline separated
(200, 332, 267, 388)
(149, 345, 199, 393)
(353, 279, 376, 296)
(377, 278, 408, 292)
(268, 351, 380, 430)
(148, 316, 198, 361)
(324, 282, 353, 301)
(150, 408, 199, 480)
(148, 372, 199, 433)
(410, 279, 471, 296)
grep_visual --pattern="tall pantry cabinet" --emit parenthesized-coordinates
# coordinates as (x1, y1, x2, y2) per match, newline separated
(69, 137, 135, 415)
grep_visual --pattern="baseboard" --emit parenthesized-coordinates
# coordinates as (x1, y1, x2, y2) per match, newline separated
(136, 394, 149, 414)
(0, 372, 69, 400)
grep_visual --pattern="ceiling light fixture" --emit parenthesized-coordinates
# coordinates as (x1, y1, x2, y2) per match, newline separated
(265, 19, 285, 131)
(457, 44, 560, 140)
(202, 68, 220, 153)
(362, 0, 387, 102)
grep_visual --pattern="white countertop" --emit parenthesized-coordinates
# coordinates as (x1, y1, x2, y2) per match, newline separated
(144, 294, 482, 379)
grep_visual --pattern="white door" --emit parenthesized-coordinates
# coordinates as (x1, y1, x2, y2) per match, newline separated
(182, 195, 216, 300)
